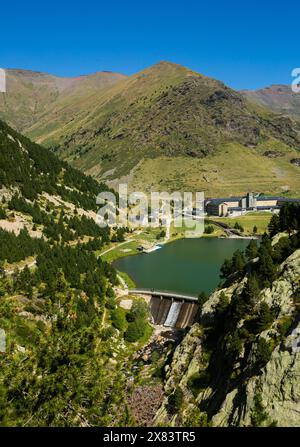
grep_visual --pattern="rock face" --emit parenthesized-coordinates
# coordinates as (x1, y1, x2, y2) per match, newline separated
(155, 247, 300, 427)
(212, 324, 300, 426)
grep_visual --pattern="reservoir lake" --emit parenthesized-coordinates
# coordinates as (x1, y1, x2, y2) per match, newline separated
(113, 237, 250, 296)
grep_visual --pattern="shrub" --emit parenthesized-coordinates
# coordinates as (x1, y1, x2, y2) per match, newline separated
(101, 326, 116, 341)
(111, 308, 127, 332)
(124, 319, 145, 342)
(156, 229, 166, 239)
(187, 371, 210, 396)
(255, 338, 273, 370)
(198, 291, 208, 308)
(184, 408, 211, 427)
(168, 387, 184, 413)
(126, 301, 148, 323)
(204, 225, 214, 234)
(152, 364, 165, 379)
(251, 393, 268, 426)
(253, 302, 275, 333)
(234, 222, 244, 232)
(0, 207, 6, 219)
(215, 292, 229, 315)
(277, 316, 293, 339)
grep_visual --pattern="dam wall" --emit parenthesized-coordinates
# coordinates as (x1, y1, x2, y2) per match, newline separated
(149, 296, 198, 328)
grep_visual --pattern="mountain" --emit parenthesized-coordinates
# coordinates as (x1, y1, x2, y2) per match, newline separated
(0, 68, 126, 132)
(2, 62, 300, 197)
(27, 62, 300, 196)
(241, 85, 300, 121)
(154, 207, 300, 426)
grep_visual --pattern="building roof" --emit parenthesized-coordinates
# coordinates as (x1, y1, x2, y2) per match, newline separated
(256, 195, 283, 201)
(277, 197, 300, 203)
(206, 197, 241, 205)
(206, 194, 300, 207)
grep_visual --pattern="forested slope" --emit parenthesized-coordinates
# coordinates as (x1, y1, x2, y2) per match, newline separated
(0, 120, 141, 426)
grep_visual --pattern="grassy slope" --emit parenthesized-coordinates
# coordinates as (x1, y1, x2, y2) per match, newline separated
(123, 141, 300, 197)
(216, 212, 272, 234)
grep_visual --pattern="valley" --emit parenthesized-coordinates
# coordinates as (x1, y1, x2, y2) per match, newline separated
(0, 59, 300, 428)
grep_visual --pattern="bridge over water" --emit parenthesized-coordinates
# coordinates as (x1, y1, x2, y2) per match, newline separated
(129, 288, 199, 328)
(130, 288, 198, 301)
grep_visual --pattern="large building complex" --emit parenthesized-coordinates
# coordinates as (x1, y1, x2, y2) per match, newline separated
(205, 193, 300, 217)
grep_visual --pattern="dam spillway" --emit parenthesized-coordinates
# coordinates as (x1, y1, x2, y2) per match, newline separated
(164, 301, 183, 327)
(130, 289, 199, 328)
(149, 295, 198, 328)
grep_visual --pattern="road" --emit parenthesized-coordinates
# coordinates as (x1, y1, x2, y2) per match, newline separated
(207, 219, 259, 239)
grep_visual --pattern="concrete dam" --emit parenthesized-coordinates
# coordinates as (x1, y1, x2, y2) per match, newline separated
(130, 289, 199, 328)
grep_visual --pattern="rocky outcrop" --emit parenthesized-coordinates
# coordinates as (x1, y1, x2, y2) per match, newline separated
(212, 322, 300, 426)
(155, 247, 300, 427)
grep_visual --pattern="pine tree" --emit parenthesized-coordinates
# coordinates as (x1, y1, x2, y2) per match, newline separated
(257, 245, 277, 285)
(198, 291, 208, 308)
(220, 258, 233, 279)
(232, 250, 246, 274)
(246, 240, 258, 260)
(243, 274, 260, 309)
(268, 214, 280, 236)
(254, 302, 274, 332)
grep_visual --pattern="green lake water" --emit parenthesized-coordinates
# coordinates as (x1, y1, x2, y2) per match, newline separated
(113, 238, 250, 296)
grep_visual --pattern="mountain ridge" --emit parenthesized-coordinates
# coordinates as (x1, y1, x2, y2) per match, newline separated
(0, 68, 127, 132)
(241, 84, 300, 121)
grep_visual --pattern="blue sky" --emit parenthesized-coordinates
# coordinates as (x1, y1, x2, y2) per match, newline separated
(0, 0, 298, 89)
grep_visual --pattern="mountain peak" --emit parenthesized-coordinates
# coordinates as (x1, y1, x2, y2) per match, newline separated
(155, 60, 183, 67)
(149, 60, 194, 72)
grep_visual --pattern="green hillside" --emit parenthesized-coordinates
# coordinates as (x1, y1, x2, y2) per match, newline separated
(0, 120, 154, 426)
(1, 62, 300, 196)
